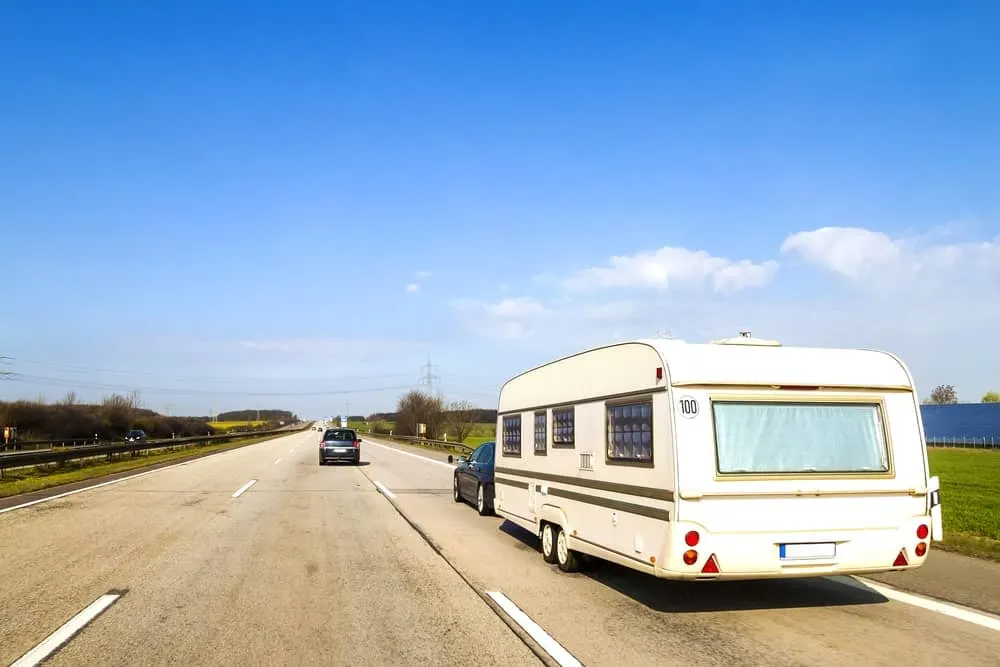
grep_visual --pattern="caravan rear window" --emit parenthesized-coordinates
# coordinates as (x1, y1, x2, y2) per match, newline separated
(712, 401, 890, 475)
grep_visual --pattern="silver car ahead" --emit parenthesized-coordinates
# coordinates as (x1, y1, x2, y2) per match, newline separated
(319, 428, 361, 465)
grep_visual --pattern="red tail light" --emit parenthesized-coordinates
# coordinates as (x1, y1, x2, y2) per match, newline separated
(916, 524, 929, 540)
(701, 554, 720, 574)
(353, 439, 360, 448)
(893, 550, 908, 567)
(685, 530, 700, 547)
(915, 542, 927, 557)
(682, 550, 698, 565)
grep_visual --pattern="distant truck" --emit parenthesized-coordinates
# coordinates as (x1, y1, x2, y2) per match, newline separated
(493, 334, 943, 580)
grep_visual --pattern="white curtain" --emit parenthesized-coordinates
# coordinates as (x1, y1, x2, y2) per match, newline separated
(713, 402, 888, 474)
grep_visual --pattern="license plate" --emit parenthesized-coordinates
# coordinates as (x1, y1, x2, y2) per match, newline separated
(334, 448, 347, 453)
(779, 542, 836, 560)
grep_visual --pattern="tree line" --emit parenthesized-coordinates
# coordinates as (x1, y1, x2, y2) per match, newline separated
(0, 393, 294, 442)
(214, 409, 297, 422)
(366, 391, 494, 442)
(925, 384, 1000, 404)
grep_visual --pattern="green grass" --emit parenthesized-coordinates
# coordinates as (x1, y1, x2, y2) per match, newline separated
(927, 448, 1000, 561)
(0, 433, 283, 499)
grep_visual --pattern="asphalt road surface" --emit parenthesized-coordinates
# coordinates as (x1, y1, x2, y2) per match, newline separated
(2, 429, 999, 666)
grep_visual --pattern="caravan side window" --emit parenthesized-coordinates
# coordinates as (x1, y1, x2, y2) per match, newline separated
(502, 414, 522, 457)
(534, 411, 547, 455)
(607, 399, 653, 464)
(552, 407, 575, 448)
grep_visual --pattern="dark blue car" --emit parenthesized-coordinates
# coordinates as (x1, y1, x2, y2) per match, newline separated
(451, 440, 495, 515)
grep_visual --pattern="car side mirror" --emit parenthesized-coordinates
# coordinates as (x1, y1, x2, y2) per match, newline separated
(458, 455, 469, 464)
(357, 438, 362, 442)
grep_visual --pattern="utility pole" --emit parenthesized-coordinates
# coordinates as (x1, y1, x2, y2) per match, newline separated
(419, 357, 440, 396)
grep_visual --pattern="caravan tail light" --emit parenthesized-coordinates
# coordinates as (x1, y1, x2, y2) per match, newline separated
(684, 530, 700, 547)
(701, 554, 720, 574)
(916, 524, 929, 540)
(683, 550, 698, 565)
(915, 542, 927, 557)
(893, 550, 908, 567)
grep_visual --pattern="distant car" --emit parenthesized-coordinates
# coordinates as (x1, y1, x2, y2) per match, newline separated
(124, 429, 147, 443)
(452, 441, 495, 515)
(319, 428, 361, 465)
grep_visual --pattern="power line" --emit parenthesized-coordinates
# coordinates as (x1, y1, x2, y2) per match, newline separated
(7, 373, 417, 398)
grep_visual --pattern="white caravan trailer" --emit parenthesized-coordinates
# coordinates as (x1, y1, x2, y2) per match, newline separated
(492, 336, 943, 580)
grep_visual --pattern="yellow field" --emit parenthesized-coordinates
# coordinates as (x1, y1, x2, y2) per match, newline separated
(210, 420, 268, 431)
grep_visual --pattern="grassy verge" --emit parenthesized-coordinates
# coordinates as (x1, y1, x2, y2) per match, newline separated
(927, 448, 1000, 561)
(349, 420, 496, 447)
(0, 433, 285, 499)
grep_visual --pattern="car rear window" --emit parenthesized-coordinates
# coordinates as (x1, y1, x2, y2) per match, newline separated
(323, 429, 355, 441)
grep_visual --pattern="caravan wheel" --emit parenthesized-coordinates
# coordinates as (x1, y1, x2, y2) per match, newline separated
(541, 523, 558, 564)
(556, 528, 580, 572)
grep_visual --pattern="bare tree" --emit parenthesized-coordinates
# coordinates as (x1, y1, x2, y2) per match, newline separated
(446, 400, 477, 443)
(394, 390, 445, 438)
(929, 384, 958, 404)
(60, 391, 78, 406)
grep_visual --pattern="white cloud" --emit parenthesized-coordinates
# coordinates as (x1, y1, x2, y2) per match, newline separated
(406, 283, 420, 293)
(449, 297, 550, 340)
(564, 246, 778, 293)
(780, 226, 1000, 291)
(415, 270, 433, 279)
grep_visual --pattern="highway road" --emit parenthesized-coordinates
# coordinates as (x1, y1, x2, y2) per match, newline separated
(2, 429, 999, 666)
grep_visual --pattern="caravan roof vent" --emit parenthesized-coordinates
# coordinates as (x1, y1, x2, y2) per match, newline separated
(710, 331, 781, 346)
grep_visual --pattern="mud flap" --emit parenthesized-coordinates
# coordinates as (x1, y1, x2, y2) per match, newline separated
(929, 475, 943, 541)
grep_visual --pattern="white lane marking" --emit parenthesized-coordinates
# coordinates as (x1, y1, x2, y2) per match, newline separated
(365, 439, 456, 470)
(372, 480, 396, 499)
(486, 591, 582, 667)
(12, 592, 122, 667)
(273, 458, 283, 465)
(232, 479, 257, 498)
(853, 577, 1000, 633)
(0, 431, 303, 516)
(0, 462, 184, 516)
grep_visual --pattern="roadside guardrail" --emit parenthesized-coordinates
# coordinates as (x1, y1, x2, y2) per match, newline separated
(364, 433, 475, 456)
(0, 422, 310, 478)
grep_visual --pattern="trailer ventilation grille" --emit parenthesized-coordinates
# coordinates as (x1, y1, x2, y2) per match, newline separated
(579, 452, 594, 471)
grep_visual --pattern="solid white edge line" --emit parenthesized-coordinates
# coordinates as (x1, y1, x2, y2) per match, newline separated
(365, 439, 456, 470)
(372, 480, 396, 499)
(486, 591, 582, 667)
(0, 430, 303, 516)
(11, 593, 121, 667)
(231, 479, 257, 498)
(854, 577, 1000, 633)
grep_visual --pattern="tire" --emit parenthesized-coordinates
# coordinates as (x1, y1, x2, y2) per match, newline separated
(556, 527, 580, 572)
(476, 483, 492, 516)
(541, 523, 559, 564)
(453, 474, 463, 503)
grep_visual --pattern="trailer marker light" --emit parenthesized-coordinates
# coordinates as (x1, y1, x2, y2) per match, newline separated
(893, 550, 908, 567)
(685, 530, 700, 547)
(683, 550, 698, 565)
(701, 554, 720, 574)
(650, 556, 656, 564)
(915, 542, 927, 557)
(916, 524, 929, 540)
(656, 367, 663, 380)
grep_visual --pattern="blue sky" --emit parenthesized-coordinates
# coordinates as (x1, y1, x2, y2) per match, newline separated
(2, 1, 999, 417)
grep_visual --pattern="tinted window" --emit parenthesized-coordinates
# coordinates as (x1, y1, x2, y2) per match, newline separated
(323, 429, 356, 441)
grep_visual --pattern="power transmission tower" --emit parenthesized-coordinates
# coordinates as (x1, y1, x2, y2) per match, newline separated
(419, 357, 440, 396)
